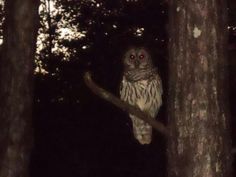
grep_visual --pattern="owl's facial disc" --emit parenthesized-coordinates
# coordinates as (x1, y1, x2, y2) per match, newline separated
(124, 51, 136, 69)
(124, 48, 152, 70)
(139, 54, 145, 59)
(129, 52, 147, 68)
(137, 52, 150, 69)
(129, 54, 135, 60)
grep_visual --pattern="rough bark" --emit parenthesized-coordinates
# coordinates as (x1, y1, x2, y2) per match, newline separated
(168, 1, 232, 177)
(0, 0, 39, 177)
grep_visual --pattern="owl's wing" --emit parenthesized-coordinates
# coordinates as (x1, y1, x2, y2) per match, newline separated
(119, 77, 126, 101)
(120, 76, 144, 112)
(155, 73, 163, 95)
(143, 73, 163, 118)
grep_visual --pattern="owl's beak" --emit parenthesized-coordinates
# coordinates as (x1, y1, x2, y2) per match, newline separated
(134, 60, 140, 68)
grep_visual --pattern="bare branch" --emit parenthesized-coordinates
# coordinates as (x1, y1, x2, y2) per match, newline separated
(83, 71, 169, 137)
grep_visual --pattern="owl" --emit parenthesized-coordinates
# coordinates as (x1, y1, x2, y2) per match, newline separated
(120, 47, 163, 144)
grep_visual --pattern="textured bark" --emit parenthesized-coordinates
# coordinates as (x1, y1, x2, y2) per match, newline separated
(0, 0, 39, 177)
(168, 1, 232, 177)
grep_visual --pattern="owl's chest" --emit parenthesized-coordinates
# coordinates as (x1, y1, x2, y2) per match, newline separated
(120, 78, 154, 108)
(132, 80, 149, 94)
(121, 78, 149, 94)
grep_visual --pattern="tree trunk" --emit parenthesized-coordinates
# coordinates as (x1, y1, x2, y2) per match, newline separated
(168, 1, 232, 177)
(0, 0, 39, 177)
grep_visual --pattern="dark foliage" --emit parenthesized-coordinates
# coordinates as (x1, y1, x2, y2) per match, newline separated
(26, 0, 236, 177)
(32, 1, 168, 177)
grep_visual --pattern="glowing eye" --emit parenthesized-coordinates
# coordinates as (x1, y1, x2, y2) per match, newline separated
(130, 55, 135, 60)
(139, 54, 145, 59)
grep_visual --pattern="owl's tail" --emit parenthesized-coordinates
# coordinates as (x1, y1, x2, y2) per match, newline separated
(130, 115, 152, 145)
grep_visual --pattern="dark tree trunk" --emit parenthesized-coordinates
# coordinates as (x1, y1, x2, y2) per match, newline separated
(168, 1, 232, 177)
(0, 0, 39, 177)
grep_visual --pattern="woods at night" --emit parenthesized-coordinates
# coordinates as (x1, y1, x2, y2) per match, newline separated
(0, 0, 235, 177)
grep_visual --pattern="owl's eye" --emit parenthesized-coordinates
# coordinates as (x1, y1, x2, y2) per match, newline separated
(139, 54, 145, 59)
(129, 54, 135, 60)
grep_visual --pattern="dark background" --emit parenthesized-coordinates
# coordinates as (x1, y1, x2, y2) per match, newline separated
(24, 0, 236, 177)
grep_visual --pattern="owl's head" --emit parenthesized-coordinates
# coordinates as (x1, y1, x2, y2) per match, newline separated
(123, 47, 153, 70)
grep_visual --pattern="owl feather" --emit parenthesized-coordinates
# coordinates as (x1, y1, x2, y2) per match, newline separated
(120, 47, 162, 144)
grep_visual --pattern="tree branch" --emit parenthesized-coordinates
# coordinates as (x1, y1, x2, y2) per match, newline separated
(83, 71, 169, 137)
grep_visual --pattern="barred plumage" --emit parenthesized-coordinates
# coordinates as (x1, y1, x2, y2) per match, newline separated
(120, 47, 162, 144)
